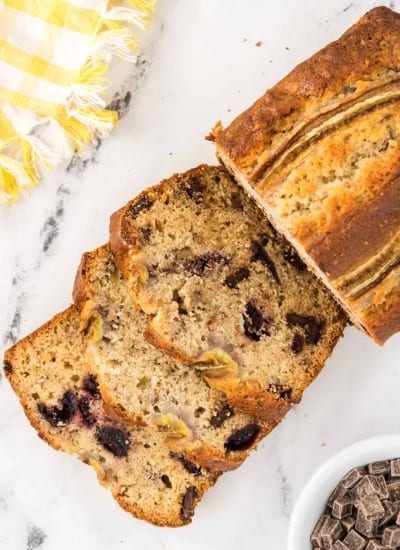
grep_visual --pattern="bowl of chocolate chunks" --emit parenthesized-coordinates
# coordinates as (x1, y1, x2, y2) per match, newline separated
(287, 435, 400, 549)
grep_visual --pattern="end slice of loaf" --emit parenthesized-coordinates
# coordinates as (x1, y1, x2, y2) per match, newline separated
(73, 244, 273, 472)
(214, 7, 400, 344)
(4, 307, 217, 527)
(109, 165, 347, 422)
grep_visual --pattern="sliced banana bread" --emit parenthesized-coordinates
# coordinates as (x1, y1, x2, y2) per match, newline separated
(73, 244, 273, 472)
(109, 165, 346, 421)
(4, 307, 217, 527)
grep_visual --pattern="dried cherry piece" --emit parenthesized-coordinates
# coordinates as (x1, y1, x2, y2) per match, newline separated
(82, 374, 100, 398)
(78, 396, 97, 428)
(95, 425, 130, 457)
(291, 333, 305, 354)
(225, 423, 260, 451)
(251, 241, 280, 283)
(181, 486, 198, 521)
(184, 252, 230, 276)
(127, 195, 153, 219)
(282, 247, 306, 271)
(225, 267, 250, 289)
(38, 390, 78, 427)
(210, 403, 234, 427)
(243, 302, 271, 341)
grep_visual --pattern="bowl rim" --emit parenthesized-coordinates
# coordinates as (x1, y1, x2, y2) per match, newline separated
(287, 434, 400, 550)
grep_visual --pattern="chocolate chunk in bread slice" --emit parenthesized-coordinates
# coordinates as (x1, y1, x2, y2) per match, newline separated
(214, 7, 400, 344)
(4, 307, 217, 527)
(73, 244, 273, 472)
(109, 165, 346, 421)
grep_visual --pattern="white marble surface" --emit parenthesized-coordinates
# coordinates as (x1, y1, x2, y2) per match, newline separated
(1, 1, 400, 549)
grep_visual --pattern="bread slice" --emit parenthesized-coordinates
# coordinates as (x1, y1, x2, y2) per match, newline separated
(73, 245, 273, 472)
(3, 307, 218, 527)
(213, 6, 400, 344)
(109, 165, 346, 421)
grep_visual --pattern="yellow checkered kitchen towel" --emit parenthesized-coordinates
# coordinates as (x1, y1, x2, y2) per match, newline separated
(0, 0, 155, 204)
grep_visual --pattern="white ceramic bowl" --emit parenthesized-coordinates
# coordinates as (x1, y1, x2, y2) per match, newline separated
(287, 434, 400, 550)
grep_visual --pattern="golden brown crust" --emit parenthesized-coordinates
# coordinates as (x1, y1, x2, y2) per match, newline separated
(215, 7, 400, 343)
(216, 7, 400, 173)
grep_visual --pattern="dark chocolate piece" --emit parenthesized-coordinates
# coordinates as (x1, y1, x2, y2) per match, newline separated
(184, 176, 204, 200)
(368, 460, 391, 476)
(251, 240, 280, 283)
(355, 508, 379, 538)
(391, 459, 400, 478)
(169, 452, 202, 477)
(320, 517, 344, 547)
(286, 313, 325, 345)
(332, 495, 353, 519)
(343, 529, 367, 549)
(128, 195, 153, 218)
(82, 374, 100, 398)
(210, 403, 234, 427)
(224, 423, 260, 451)
(224, 267, 250, 289)
(382, 525, 400, 546)
(184, 252, 230, 276)
(243, 302, 271, 341)
(181, 486, 198, 521)
(342, 467, 366, 489)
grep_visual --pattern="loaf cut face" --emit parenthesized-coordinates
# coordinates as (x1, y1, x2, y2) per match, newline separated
(4, 307, 217, 527)
(214, 6, 400, 344)
(73, 245, 272, 472)
(109, 165, 346, 421)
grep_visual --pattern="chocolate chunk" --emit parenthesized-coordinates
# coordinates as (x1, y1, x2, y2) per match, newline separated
(3, 360, 12, 374)
(169, 452, 202, 476)
(358, 495, 385, 519)
(282, 246, 306, 271)
(127, 195, 153, 218)
(78, 396, 96, 428)
(368, 460, 391, 476)
(391, 459, 400, 478)
(355, 508, 379, 538)
(225, 423, 260, 451)
(82, 374, 100, 398)
(139, 226, 152, 242)
(342, 467, 366, 489)
(343, 529, 367, 549)
(328, 484, 348, 508)
(332, 495, 353, 519)
(365, 542, 385, 550)
(161, 474, 172, 488)
(251, 241, 280, 283)
(38, 390, 78, 427)
(387, 480, 400, 501)
(320, 517, 344, 546)
(225, 267, 250, 289)
(353, 476, 388, 501)
(286, 313, 325, 345)
(243, 302, 271, 341)
(311, 514, 330, 547)
(95, 426, 130, 457)
(379, 500, 397, 527)
(184, 252, 230, 276)
(382, 525, 400, 546)
(341, 515, 356, 533)
(181, 486, 198, 521)
(332, 542, 348, 550)
(184, 176, 204, 200)
(291, 333, 305, 354)
(210, 403, 234, 427)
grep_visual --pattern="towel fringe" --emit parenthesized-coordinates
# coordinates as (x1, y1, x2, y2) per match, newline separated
(0, 0, 156, 205)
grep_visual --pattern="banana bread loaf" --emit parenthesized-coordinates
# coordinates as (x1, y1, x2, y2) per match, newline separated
(214, 6, 400, 344)
(73, 245, 273, 472)
(109, 165, 346, 421)
(4, 307, 217, 527)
